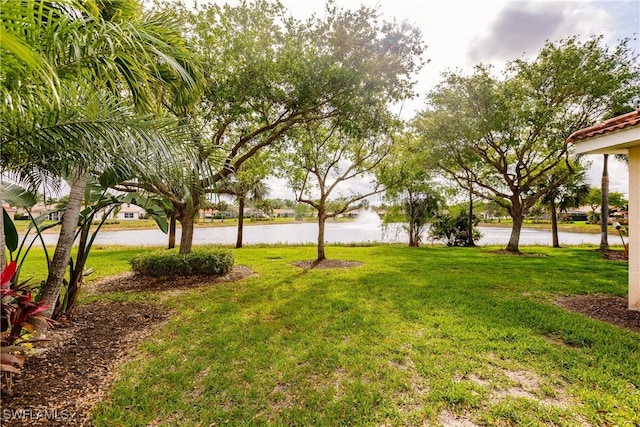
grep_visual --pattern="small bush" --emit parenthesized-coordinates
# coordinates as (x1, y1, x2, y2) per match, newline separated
(130, 248, 234, 277)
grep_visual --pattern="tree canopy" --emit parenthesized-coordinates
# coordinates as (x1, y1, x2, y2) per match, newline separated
(117, 0, 425, 254)
(415, 36, 639, 252)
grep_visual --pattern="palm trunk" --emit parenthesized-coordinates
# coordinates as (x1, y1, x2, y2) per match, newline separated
(317, 211, 326, 262)
(550, 200, 559, 248)
(41, 170, 88, 318)
(236, 197, 245, 249)
(600, 154, 609, 250)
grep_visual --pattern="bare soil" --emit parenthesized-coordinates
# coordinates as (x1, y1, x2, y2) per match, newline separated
(1, 262, 637, 426)
(291, 259, 364, 269)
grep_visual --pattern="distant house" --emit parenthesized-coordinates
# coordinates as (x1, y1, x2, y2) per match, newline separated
(13, 203, 61, 221)
(94, 203, 147, 220)
(273, 208, 295, 218)
(114, 204, 146, 220)
(564, 211, 588, 222)
(343, 209, 360, 218)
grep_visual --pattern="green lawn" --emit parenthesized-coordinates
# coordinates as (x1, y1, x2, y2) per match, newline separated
(24, 245, 638, 425)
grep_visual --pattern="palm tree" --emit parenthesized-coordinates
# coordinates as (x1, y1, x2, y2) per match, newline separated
(600, 154, 610, 250)
(539, 171, 590, 248)
(220, 178, 270, 249)
(1, 0, 197, 317)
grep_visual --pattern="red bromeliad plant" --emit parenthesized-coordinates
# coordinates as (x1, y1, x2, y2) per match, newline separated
(1, 232, 51, 393)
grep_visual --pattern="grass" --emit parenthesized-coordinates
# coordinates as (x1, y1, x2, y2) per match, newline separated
(59, 244, 637, 426)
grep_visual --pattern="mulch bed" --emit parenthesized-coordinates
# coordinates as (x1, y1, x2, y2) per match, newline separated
(88, 265, 255, 294)
(556, 295, 640, 333)
(599, 249, 628, 261)
(1, 302, 170, 427)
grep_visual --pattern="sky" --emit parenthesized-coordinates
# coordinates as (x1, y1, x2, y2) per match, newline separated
(203, 0, 640, 201)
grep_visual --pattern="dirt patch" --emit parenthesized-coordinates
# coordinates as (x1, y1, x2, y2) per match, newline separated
(599, 249, 627, 261)
(490, 250, 547, 257)
(291, 259, 364, 269)
(556, 295, 640, 333)
(438, 410, 480, 427)
(1, 302, 169, 426)
(88, 265, 255, 294)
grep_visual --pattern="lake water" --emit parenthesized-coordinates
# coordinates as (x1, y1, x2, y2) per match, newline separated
(32, 215, 603, 247)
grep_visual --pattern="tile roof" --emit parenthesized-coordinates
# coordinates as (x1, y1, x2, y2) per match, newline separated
(567, 109, 640, 143)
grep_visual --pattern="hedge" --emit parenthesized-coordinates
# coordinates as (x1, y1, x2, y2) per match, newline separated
(130, 248, 234, 277)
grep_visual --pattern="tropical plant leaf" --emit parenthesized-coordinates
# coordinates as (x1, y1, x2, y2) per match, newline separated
(3, 208, 18, 253)
(0, 353, 24, 366)
(0, 363, 22, 373)
(0, 182, 38, 208)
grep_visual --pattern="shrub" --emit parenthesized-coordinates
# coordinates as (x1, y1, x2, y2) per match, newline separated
(130, 248, 234, 277)
(429, 210, 481, 246)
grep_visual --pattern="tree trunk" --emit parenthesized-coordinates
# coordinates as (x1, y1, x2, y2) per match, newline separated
(174, 205, 198, 254)
(317, 211, 326, 262)
(467, 189, 476, 247)
(40, 170, 88, 318)
(57, 220, 91, 319)
(600, 154, 609, 251)
(168, 212, 176, 249)
(550, 200, 560, 248)
(236, 197, 245, 249)
(178, 210, 195, 254)
(407, 194, 418, 247)
(408, 221, 417, 247)
(506, 202, 524, 253)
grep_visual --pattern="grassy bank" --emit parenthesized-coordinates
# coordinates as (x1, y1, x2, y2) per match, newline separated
(50, 244, 637, 426)
(479, 220, 625, 236)
(11, 217, 317, 233)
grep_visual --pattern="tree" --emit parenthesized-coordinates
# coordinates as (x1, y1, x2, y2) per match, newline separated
(219, 157, 271, 249)
(608, 192, 628, 209)
(416, 36, 639, 252)
(1, 0, 197, 317)
(600, 154, 610, 250)
(538, 169, 590, 247)
(117, 0, 425, 254)
(586, 188, 627, 224)
(586, 188, 602, 219)
(429, 208, 481, 247)
(379, 133, 441, 247)
(280, 123, 392, 261)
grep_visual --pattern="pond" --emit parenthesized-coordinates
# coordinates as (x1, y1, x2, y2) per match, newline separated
(32, 213, 603, 247)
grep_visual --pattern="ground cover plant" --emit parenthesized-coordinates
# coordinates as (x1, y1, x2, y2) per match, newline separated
(75, 245, 639, 426)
